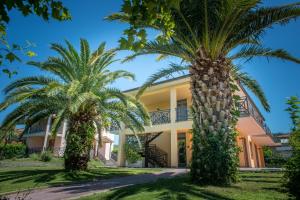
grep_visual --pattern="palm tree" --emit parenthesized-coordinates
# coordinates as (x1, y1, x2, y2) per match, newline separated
(0, 39, 149, 170)
(108, 1, 300, 184)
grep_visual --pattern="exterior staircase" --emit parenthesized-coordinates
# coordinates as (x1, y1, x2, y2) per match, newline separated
(103, 158, 117, 167)
(140, 144, 168, 167)
(98, 154, 117, 167)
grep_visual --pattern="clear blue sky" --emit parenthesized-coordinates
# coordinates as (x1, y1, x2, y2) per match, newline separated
(0, 0, 299, 134)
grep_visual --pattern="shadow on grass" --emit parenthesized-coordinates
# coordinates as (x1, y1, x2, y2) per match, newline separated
(101, 176, 233, 200)
(0, 167, 148, 187)
(239, 173, 283, 184)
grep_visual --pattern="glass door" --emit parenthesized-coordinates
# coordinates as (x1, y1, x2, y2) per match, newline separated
(177, 132, 186, 167)
(177, 99, 188, 121)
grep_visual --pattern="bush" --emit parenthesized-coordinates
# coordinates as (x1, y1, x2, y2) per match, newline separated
(0, 143, 26, 159)
(29, 153, 40, 161)
(263, 146, 287, 168)
(124, 143, 142, 164)
(284, 153, 300, 199)
(284, 96, 300, 199)
(40, 151, 52, 162)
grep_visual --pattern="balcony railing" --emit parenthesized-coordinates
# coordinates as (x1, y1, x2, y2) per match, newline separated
(27, 124, 46, 134)
(149, 109, 171, 125)
(107, 96, 271, 135)
(237, 96, 271, 134)
(109, 121, 120, 132)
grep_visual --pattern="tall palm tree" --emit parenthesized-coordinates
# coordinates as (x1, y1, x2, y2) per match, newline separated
(108, 1, 300, 184)
(0, 39, 149, 170)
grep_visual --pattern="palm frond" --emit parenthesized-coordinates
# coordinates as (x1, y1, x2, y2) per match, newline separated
(136, 63, 189, 98)
(3, 76, 60, 94)
(230, 45, 300, 63)
(123, 41, 194, 63)
(231, 66, 270, 112)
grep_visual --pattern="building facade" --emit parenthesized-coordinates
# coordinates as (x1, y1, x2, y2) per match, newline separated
(116, 75, 278, 168)
(24, 117, 114, 161)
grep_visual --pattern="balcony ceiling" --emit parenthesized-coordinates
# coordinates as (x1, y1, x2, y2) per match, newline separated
(140, 89, 170, 105)
(140, 84, 191, 106)
(237, 117, 265, 136)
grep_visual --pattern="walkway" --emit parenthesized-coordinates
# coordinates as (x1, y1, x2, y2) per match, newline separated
(7, 168, 188, 200)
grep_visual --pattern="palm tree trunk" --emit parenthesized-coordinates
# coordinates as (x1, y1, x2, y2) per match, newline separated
(64, 111, 95, 171)
(190, 49, 239, 185)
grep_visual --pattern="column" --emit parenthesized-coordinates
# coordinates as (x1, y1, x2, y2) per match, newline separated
(259, 148, 266, 167)
(170, 87, 177, 123)
(59, 119, 67, 157)
(170, 128, 178, 167)
(255, 145, 261, 167)
(245, 136, 254, 168)
(95, 136, 99, 157)
(109, 142, 112, 159)
(117, 132, 126, 167)
(42, 115, 52, 152)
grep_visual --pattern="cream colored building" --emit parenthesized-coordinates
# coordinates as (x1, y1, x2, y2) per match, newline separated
(24, 117, 114, 161)
(116, 75, 278, 168)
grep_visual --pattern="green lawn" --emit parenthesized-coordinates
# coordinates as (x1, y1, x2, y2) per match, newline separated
(0, 158, 159, 195)
(80, 171, 292, 200)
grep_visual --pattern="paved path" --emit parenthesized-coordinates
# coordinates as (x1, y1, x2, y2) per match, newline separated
(7, 168, 188, 200)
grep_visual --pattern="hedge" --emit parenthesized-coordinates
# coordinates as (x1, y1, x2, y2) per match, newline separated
(0, 143, 27, 159)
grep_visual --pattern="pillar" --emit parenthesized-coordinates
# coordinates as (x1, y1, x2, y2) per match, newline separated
(117, 132, 126, 166)
(95, 137, 99, 157)
(42, 115, 52, 152)
(59, 119, 67, 156)
(259, 148, 266, 167)
(245, 136, 254, 168)
(170, 128, 178, 167)
(170, 87, 177, 123)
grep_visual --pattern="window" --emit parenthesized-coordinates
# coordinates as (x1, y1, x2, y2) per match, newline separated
(280, 138, 289, 144)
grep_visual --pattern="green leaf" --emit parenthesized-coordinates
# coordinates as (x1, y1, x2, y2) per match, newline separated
(26, 51, 37, 57)
(5, 52, 21, 63)
(2, 69, 18, 78)
(12, 44, 21, 50)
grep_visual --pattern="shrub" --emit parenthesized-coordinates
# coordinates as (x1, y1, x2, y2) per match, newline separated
(112, 146, 118, 154)
(284, 152, 300, 199)
(284, 96, 300, 199)
(40, 151, 52, 162)
(29, 153, 40, 161)
(0, 143, 26, 159)
(124, 143, 142, 164)
(263, 146, 287, 168)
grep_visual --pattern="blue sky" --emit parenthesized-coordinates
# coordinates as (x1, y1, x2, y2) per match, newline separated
(0, 0, 300, 134)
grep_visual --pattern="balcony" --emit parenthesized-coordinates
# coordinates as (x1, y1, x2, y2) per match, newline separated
(109, 121, 121, 132)
(149, 109, 171, 125)
(27, 124, 46, 135)
(108, 95, 271, 135)
(237, 96, 271, 134)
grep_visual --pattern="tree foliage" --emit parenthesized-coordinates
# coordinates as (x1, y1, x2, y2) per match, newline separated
(109, 0, 300, 185)
(0, 0, 71, 77)
(0, 39, 150, 170)
(284, 96, 300, 199)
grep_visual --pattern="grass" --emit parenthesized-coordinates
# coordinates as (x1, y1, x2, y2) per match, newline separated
(0, 158, 159, 195)
(80, 171, 292, 200)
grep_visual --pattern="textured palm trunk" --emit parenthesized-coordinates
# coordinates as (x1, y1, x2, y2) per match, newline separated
(190, 49, 239, 184)
(64, 111, 95, 171)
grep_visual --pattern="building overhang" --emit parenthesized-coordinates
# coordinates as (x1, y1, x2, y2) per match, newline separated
(251, 134, 281, 147)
